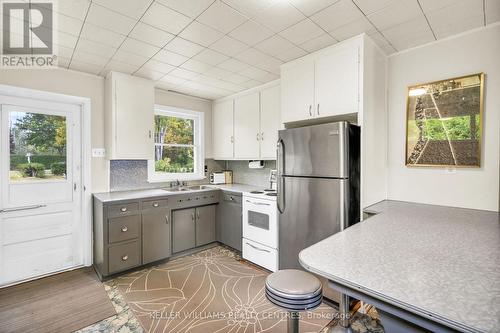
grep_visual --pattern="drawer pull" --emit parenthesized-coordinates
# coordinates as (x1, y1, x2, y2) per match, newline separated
(122, 255, 129, 261)
(246, 242, 270, 253)
(165, 215, 169, 224)
(121, 226, 128, 232)
(153, 202, 159, 207)
(120, 207, 127, 212)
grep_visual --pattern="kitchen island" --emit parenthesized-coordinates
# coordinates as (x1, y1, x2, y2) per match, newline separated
(299, 200, 500, 333)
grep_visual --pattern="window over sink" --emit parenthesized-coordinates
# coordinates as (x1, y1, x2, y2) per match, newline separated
(148, 105, 204, 182)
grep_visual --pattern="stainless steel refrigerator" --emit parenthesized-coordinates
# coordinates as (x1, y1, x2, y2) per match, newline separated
(277, 121, 360, 301)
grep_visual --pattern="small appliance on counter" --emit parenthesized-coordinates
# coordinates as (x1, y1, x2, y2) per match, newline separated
(210, 172, 225, 184)
(223, 170, 233, 184)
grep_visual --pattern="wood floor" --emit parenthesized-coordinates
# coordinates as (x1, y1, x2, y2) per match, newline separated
(0, 267, 116, 333)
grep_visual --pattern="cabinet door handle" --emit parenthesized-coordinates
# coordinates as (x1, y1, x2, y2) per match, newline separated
(121, 226, 128, 232)
(230, 136, 234, 143)
(261, 132, 264, 141)
(256, 133, 260, 141)
(191, 212, 195, 220)
(153, 202, 159, 207)
(122, 255, 129, 261)
(165, 215, 169, 224)
(246, 242, 270, 253)
(308, 105, 312, 116)
(196, 211, 200, 219)
(317, 103, 320, 115)
(120, 207, 127, 212)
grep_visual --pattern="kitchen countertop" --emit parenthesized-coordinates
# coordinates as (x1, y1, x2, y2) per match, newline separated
(299, 200, 500, 333)
(93, 183, 266, 203)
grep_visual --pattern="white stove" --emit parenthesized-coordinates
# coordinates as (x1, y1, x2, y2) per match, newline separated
(242, 188, 278, 271)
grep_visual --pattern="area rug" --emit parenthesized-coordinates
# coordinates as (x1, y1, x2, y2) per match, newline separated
(114, 246, 337, 333)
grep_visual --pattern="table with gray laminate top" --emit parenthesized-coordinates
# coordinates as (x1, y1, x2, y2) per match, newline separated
(299, 200, 500, 333)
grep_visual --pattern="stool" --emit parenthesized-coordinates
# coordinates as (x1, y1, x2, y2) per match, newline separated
(265, 269, 323, 333)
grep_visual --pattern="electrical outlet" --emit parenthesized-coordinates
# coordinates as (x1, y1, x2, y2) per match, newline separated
(92, 148, 106, 158)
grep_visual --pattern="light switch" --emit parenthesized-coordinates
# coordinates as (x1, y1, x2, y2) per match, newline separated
(92, 148, 106, 158)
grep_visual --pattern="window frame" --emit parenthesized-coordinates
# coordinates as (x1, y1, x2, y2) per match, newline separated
(147, 105, 204, 183)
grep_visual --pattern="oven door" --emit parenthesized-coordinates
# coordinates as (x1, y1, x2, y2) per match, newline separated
(242, 196, 277, 249)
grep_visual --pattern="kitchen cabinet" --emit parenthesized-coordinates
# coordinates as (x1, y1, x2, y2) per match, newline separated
(234, 92, 260, 159)
(195, 205, 216, 246)
(260, 85, 281, 159)
(212, 81, 280, 160)
(280, 38, 360, 123)
(172, 208, 196, 253)
(105, 71, 155, 160)
(142, 199, 170, 264)
(216, 191, 242, 251)
(212, 99, 234, 159)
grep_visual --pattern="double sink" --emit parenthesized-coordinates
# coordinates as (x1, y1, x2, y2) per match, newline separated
(162, 185, 211, 193)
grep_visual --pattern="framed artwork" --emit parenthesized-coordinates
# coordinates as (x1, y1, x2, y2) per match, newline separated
(405, 73, 484, 167)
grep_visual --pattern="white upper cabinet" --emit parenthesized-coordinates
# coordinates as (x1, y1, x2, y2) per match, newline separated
(105, 71, 154, 160)
(260, 85, 281, 159)
(314, 45, 359, 117)
(281, 60, 315, 123)
(212, 99, 234, 159)
(280, 36, 362, 124)
(234, 92, 260, 159)
(212, 81, 281, 160)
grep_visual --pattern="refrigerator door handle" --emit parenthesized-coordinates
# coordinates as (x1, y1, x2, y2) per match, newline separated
(277, 138, 285, 214)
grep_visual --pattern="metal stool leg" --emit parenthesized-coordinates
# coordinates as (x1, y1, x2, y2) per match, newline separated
(287, 311, 299, 333)
(339, 293, 350, 328)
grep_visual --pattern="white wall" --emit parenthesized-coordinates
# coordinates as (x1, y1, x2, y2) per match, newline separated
(155, 89, 213, 158)
(387, 24, 500, 211)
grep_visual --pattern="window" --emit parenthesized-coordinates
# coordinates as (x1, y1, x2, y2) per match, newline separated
(148, 105, 204, 182)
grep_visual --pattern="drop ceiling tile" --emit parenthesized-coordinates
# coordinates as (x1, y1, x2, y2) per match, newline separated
(197, 1, 248, 33)
(141, 2, 191, 34)
(254, 1, 305, 32)
(275, 45, 307, 62)
(426, 0, 484, 39)
(57, 56, 71, 68)
(352, 0, 394, 15)
(156, 0, 215, 18)
(55, 44, 75, 59)
(142, 59, 175, 74)
(288, 0, 340, 16)
(279, 19, 324, 45)
(57, 31, 79, 49)
(80, 22, 126, 48)
(217, 58, 248, 72)
(239, 79, 263, 89)
(367, 0, 422, 31)
(76, 38, 117, 58)
(153, 49, 189, 66)
(255, 35, 296, 57)
(224, 72, 251, 84)
(164, 37, 205, 57)
(209, 36, 248, 56)
(181, 58, 213, 73)
(156, 81, 177, 90)
(212, 80, 244, 92)
(299, 33, 337, 52)
(255, 57, 283, 74)
(57, 14, 85, 36)
(329, 16, 375, 40)
(234, 47, 271, 65)
(120, 38, 160, 58)
(192, 48, 229, 65)
(70, 59, 103, 75)
(221, 0, 275, 19)
(382, 16, 435, 50)
(239, 66, 277, 82)
(86, 3, 137, 35)
(179, 21, 224, 47)
(134, 67, 165, 81)
(229, 19, 274, 46)
(418, 0, 457, 13)
(112, 49, 149, 67)
(379, 43, 397, 55)
(311, 0, 364, 32)
(92, 0, 152, 19)
(486, 0, 500, 24)
(169, 68, 200, 80)
(129, 22, 175, 48)
(72, 49, 109, 67)
(54, 0, 90, 20)
(367, 30, 392, 48)
(159, 75, 188, 86)
(204, 66, 234, 79)
(102, 60, 138, 74)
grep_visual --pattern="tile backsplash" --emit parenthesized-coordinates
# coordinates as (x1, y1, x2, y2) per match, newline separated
(109, 159, 276, 192)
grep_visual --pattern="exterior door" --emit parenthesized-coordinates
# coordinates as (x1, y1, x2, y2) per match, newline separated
(0, 96, 82, 287)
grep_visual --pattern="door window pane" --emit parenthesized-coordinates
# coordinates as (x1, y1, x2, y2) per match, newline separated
(9, 111, 67, 182)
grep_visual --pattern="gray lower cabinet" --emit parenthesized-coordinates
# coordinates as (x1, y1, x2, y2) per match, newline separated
(216, 191, 242, 251)
(172, 208, 196, 253)
(142, 203, 170, 264)
(196, 205, 216, 246)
